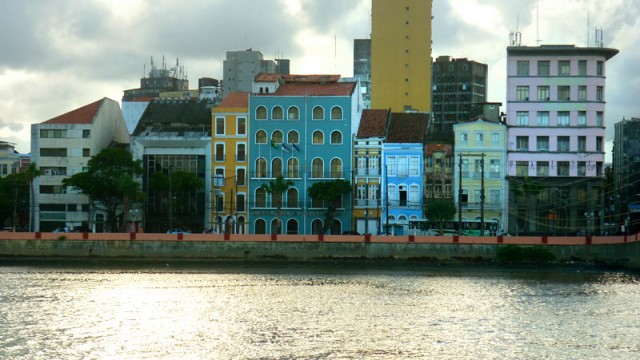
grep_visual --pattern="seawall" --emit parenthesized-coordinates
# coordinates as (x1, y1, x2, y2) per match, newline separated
(1, 232, 640, 269)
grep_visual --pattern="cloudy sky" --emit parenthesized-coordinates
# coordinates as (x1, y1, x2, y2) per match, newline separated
(1, 0, 638, 157)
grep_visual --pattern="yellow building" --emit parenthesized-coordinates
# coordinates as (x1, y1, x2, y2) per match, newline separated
(371, 0, 432, 113)
(211, 92, 249, 234)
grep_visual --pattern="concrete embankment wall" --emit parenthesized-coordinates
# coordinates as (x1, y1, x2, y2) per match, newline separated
(1, 232, 639, 269)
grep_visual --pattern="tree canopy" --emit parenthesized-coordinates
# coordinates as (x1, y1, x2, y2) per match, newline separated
(261, 175, 294, 234)
(424, 200, 457, 235)
(307, 179, 351, 234)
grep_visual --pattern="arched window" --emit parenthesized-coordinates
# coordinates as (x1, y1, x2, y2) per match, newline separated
(272, 130, 283, 144)
(256, 130, 267, 144)
(287, 158, 299, 178)
(312, 158, 324, 178)
(288, 106, 299, 120)
(312, 106, 324, 120)
(288, 130, 299, 144)
(256, 106, 267, 120)
(287, 219, 298, 234)
(255, 188, 267, 208)
(330, 219, 342, 235)
(330, 131, 342, 144)
(398, 215, 408, 224)
(331, 158, 342, 178)
(237, 216, 246, 234)
(388, 215, 396, 224)
(311, 219, 324, 234)
(255, 158, 267, 178)
(312, 130, 324, 144)
(287, 188, 298, 208)
(331, 106, 343, 120)
(255, 219, 266, 234)
(271, 218, 280, 234)
(272, 158, 282, 178)
(272, 106, 284, 120)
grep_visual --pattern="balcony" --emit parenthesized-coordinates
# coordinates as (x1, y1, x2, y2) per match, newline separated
(356, 168, 381, 176)
(356, 199, 379, 207)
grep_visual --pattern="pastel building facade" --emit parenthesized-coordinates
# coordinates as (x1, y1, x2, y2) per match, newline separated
(248, 75, 361, 235)
(506, 45, 618, 235)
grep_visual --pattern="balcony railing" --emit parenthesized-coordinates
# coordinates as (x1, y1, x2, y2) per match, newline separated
(356, 168, 381, 176)
(355, 199, 380, 207)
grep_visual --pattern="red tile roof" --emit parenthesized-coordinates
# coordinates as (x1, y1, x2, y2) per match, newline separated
(254, 73, 282, 82)
(357, 109, 389, 138)
(272, 81, 356, 96)
(43, 98, 105, 124)
(386, 112, 430, 143)
(216, 92, 249, 109)
(282, 74, 341, 83)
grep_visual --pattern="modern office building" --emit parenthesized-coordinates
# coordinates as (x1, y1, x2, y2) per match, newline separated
(432, 56, 488, 133)
(248, 74, 361, 235)
(353, 39, 372, 109)
(613, 117, 640, 233)
(223, 49, 289, 95)
(506, 44, 618, 235)
(30, 98, 130, 232)
(371, 0, 432, 112)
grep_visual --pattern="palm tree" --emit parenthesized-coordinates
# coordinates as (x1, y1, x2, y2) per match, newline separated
(24, 163, 41, 232)
(261, 175, 294, 234)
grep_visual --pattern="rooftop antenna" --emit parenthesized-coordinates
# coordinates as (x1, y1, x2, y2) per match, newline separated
(587, 11, 590, 46)
(595, 27, 604, 48)
(536, 1, 542, 46)
(334, 35, 337, 71)
(509, 15, 522, 46)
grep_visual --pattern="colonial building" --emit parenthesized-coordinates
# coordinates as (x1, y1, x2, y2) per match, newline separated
(506, 45, 618, 235)
(31, 98, 130, 232)
(0, 141, 20, 178)
(248, 74, 361, 235)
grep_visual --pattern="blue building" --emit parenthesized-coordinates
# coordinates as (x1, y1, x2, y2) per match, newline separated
(248, 75, 362, 234)
(381, 113, 429, 235)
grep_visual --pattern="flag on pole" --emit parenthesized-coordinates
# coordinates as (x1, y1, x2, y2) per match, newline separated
(282, 143, 291, 153)
(271, 140, 280, 150)
(292, 143, 301, 152)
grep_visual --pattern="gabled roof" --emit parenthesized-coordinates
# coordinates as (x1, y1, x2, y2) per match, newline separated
(386, 112, 430, 143)
(215, 92, 249, 110)
(42, 98, 106, 125)
(357, 109, 389, 138)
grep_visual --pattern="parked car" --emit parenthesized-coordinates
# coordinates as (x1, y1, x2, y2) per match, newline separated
(166, 228, 191, 234)
(52, 227, 69, 233)
(342, 230, 360, 235)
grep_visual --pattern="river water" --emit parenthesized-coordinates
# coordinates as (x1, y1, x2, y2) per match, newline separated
(1, 261, 639, 360)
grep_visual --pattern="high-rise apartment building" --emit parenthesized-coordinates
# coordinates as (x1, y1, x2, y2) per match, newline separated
(613, 117, 640, 233)
(432, 56, 488, 133)
(353, 39, 372, 109)
(371, 0, 432, 113)
(223, 49, 289, 96)
(506, 45, 618, 236)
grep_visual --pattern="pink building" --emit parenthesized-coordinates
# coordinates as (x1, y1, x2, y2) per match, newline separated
(506, 45, 618, 236)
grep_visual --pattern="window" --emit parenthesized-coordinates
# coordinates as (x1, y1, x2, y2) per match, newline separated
(578, 136, 586, 152)
(312, 130, 324, 144)
(312, 106, 324, 120)
(597, 61, 604, 76)
(558, 136, 570, 152)
(256, 130, 267, 144)
(489, 159, 500, 178)
(558, 60, 571, 75)
(557, 111, 570, 126)
(596, 112, 603, 126)
(596, 86, 603, 101)
(516, 161, 528, 176)
(236, 168, 245, 186)
(516, 111, 529, 126)
(517, 60, 529, 76)
(558, 161, 570, 176)
(596, 162, 603, 176)
(287, 158, 299, 178)
(537, 86, 550, 101)
(409, 185, 419, 207)
(272, 130, 283, 144)
(558, 86, 570, 101)
(578, 86, 587, 101)
(237, 117, 246, 135)
(577, 161, 586, 176)
(40, 129, 66, 138)
(596, 136, 603, 152)
(475, 132, 484, 144)
(537, 136, 549, 151)
(537, 111, 549, 126)
(272, 158, 282, 177)
(83, 148, 90, 157)
(255, 158, 267, 178)
(537, 161, 549, 176)
(517, 86, 529, 101)
(330, 131, 342, 144)
(254, 219, 266, 234)
(460, 133, 468, 144)
(491, 132, 500, 144)
(516, 136, 529, 151)
(331, 106, 343, 120)
(256, 106, 267, 120)
(288, 130, 299, 144)
(255, 188, 267, 208)
(287, 188, 298, 208)
(272, 106, 284, 120)
(311, 219, 323, 233)
(216, 117, 225, 135)
(287, 106, 299, 120)
(537, 60, 550, 75)
(236, 194, 246, 212)
(312, 158, 324, 178)
(409, 156, 420, 176)
(398, 156, 408, 177)
(577, 111, 587, 127)
(331, 158, 342, 178)
(236, 143, 246, 162)
(82, 130, 90, 138)
(387, 157, 397, 176)
(578, 60, 587, 76)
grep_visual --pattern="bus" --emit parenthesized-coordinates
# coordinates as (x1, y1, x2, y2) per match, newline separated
(408, 218, 501, 236)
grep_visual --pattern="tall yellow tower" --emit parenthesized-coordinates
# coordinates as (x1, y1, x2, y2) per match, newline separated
(371, 0, 432, 112)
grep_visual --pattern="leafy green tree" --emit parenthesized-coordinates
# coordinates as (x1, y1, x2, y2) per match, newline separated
(261, 175, 294, 234)
(0, 173, 29, 229)
(511, 177, 541, 235)
(307, 179, 351, 234)
(424, 200, 457, 235)
(63, 148, 143, 232)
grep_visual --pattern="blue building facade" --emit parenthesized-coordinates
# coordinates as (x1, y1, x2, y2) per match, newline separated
(248, 75, 361, 234)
